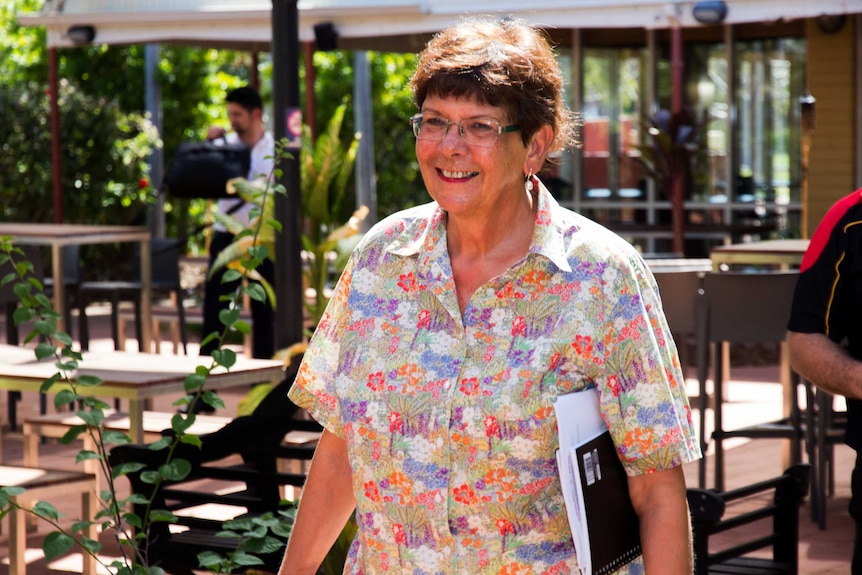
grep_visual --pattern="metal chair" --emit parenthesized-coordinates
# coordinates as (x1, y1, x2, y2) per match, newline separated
(78, 238, 188, 353)
(805, 385, 847, 529)
(695, 270, 806, 491)
(688, 463, 810, 575)
(108, 366, 320, 575)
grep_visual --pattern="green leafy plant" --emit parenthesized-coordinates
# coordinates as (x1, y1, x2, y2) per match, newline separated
(197, 506, 297, 574)
(632, 108, 708, 254)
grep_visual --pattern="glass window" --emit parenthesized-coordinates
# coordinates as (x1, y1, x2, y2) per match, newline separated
(687, 43, 729, 206)
(736, 38, 806, 238)
(581, 48, 648, 225)
(568, 33, 805, 256)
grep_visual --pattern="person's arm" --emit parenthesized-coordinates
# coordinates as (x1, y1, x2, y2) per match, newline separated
(277, 429, 356, 575)
(206, 126, 227, 141)
(788, 331, 862, 399)
(627, 465, 692, 574)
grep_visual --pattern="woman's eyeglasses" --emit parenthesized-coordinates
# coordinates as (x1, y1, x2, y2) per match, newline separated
(409, 114, 520, 147)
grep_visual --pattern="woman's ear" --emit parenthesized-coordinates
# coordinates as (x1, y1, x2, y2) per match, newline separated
(526, 125, 555, 170)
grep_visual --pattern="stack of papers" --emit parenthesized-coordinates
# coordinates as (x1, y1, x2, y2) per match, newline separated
(554, 389, 642, 575)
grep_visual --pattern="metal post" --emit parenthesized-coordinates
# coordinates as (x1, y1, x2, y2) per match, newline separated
(145, 44, 165, 238)
(271, 0, 305, 349)
(304, 41, 317, 141)
(353, 50, 377, 230)
(49, 47, 63, 224)
(670, 24, 685, 255)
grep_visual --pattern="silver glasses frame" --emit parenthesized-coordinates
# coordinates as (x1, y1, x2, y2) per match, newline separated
(409, 114, 520, 146)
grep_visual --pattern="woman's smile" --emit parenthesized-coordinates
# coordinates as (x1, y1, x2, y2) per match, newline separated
(437, 168, 479, 182)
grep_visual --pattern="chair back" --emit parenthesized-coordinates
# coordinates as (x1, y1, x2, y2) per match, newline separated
(696, 271, 799, 345)
(695, 270, 802, 490)
(653, 270, 704, 339)
(148, 238, 183, 288)
(60, 245, 81, 285)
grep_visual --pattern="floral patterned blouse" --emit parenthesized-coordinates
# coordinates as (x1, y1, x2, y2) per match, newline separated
(288, 184, 701, 575)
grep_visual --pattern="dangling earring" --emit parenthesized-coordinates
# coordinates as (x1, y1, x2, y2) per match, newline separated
(525, 169, 534, 193)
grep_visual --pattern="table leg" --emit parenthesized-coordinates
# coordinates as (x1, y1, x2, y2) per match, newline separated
(82, 490, 98, 575)
(139, 239, 152, 353)
(22, 428, 39, 532)
(9, 499, 26, 575)
(129, 399, 144, 444)
(50, 244, 66, 336)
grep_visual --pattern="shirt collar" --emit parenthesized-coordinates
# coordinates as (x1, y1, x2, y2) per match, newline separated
(386, 181, 574, 273)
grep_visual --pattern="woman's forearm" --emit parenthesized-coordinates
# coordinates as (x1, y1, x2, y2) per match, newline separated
(277, 429, 356, 575)
(628, 466, 692, 574)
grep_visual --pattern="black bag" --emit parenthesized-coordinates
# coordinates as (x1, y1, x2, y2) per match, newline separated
(164, 141, 251, 199)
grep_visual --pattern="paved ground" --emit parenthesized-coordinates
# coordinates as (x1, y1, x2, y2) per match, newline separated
(0, 312, 856, 574)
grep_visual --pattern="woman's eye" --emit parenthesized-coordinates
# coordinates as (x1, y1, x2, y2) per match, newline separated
(424, 117, 448, 128)
(469, 121, 496, 133)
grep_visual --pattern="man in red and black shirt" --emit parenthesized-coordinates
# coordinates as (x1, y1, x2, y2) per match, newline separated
(788, 188, 862, 573)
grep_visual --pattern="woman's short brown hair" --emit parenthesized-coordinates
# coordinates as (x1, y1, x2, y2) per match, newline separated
(410, 16, 578, 155)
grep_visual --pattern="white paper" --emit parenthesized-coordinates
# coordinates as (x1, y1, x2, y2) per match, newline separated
(554, 388, 607, 575)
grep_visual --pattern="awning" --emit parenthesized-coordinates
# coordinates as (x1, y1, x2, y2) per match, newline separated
(19, 0, 859, 50)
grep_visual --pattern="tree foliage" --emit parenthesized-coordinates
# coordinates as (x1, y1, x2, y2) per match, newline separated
(304, 51, 427, 222)
(0, 1, 248, 243)
(1, 0, 426, 257)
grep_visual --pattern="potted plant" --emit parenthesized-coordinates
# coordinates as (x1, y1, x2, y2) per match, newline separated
(632, 108, 708, 255)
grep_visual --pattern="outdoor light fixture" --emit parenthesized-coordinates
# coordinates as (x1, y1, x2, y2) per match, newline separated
(66, 25, 96, 46)
(692, 0, 728, 25)
(313, 22, 338, 52)
(816, 14, 847, 34)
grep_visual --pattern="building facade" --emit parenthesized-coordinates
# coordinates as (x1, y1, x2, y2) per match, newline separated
(21, 2, 862, 255)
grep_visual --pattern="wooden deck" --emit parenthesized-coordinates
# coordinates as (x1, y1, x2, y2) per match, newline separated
(0, 312, 856, 574)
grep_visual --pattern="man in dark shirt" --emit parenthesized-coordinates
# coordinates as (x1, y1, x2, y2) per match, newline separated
(788, 188, 862, 573)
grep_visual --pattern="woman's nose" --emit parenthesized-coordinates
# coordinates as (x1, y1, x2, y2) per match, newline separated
(439, 122, 466, 150)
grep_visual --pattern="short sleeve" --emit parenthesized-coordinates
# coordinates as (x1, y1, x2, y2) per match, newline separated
(788, 199, 858, 340)
(287, 254, 358, 438)
(593, 250, 701, 475)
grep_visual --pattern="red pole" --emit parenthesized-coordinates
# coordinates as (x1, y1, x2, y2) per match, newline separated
(49, 47, 63, 223)
(671, 26, 684, 115)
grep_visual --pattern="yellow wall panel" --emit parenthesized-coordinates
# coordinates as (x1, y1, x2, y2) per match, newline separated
(805, 18, 857, 235)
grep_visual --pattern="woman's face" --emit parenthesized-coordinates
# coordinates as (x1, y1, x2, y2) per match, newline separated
(415, 95, 531, 220)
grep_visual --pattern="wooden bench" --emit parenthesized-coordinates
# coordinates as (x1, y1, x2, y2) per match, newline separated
(23, 408, 318, 498)
(23, 410, 232, 493)
(1, 464, 97, 575)
(687, 463, 810, 574)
